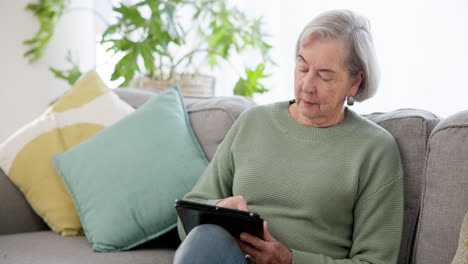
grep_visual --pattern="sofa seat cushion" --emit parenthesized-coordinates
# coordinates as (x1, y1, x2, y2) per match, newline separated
(365, 109, 440, 264)
(0, 231, 175, 264)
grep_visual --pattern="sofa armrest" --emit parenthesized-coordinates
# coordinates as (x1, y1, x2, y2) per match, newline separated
(0, 168, 48, 235)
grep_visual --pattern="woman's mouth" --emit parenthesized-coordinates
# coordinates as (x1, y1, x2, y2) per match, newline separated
(302, 99, 318, 107)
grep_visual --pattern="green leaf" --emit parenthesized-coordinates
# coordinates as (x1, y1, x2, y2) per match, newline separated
(140, 41, 156, 75)
(49, 51, 82, 85)
(101, 24, 120, 40)
(107, 37, 134, 52)
(233, 64, 270, 97)
(49, 67, 67, 80)
(25, 3, 39, 11)
(23, 0, 68, 63)
(207, 54, 217, 68)
(112, 49, 140, 87)
(113, 4, 146, 28)
(98, 0, 275, 96)
(233, 78, 253, 98)
(48, 96, 61, 106)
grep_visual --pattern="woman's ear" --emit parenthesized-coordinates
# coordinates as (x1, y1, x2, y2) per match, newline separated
(349, 71, 364, 97)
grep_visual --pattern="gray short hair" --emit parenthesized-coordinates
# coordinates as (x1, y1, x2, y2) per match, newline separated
(295, 10, 379, 102)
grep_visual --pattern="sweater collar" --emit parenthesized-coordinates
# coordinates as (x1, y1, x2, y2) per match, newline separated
(271, 101, 361, 141)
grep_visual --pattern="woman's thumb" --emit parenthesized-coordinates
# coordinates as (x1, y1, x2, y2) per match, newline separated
(263, 221, 274, 241)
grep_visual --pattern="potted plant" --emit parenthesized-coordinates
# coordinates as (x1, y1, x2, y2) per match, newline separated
(24, 0, 274, 98)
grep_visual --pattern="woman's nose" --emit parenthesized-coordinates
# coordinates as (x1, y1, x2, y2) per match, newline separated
(302, 72, 317, 93)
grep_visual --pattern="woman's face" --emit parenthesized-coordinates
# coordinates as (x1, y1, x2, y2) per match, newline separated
(294, 35, 362, 126)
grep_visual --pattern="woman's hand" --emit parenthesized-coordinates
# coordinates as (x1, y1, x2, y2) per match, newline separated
(238, 221, 293, 264)
(216, 195, 249, 211)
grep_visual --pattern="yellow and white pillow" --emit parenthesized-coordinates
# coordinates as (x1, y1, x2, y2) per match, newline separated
(0, 71, 134, 235)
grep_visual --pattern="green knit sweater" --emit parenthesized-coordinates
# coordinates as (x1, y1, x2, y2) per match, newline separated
(179, 101, 404, 264)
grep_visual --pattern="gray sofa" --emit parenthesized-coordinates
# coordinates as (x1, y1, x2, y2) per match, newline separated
(0, 88, 466, 264)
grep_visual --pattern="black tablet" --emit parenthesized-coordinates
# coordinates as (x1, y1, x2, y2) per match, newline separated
(175, 199, 264, 239)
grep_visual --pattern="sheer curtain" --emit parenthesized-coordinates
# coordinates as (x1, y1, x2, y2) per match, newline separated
(232, 0, 468, 117)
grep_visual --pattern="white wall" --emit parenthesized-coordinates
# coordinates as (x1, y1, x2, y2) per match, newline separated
(0, 0, 96, 142)
(2, 0, 467, 144)
(234, 0, 468, 117)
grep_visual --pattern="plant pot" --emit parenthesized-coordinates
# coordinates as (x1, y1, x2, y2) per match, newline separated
(133, 74, 215, 97)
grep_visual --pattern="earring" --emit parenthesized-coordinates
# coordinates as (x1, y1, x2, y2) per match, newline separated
(347, 96, 354, 106)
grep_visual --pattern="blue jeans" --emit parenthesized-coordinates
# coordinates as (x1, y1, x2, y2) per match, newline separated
(174, 224, 248, 264)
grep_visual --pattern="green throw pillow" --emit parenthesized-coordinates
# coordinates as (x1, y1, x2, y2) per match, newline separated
(52, 86, 208, 252)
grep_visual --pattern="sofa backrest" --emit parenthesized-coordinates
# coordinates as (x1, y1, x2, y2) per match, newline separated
(0, 88, 255, 235)
(2, 87, 463, 264)
(414, 110, 468, 264)
(365, 109, 440, 264)
(0, 167, 48, 235)
(114, 88, 255, 161)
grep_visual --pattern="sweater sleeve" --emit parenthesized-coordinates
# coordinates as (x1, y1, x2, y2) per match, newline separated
(291, 139, 404, 264)
(177, 114, 244, 240)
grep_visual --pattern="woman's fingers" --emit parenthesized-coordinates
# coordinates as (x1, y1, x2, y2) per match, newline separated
(263, 221, 275, 241)
(240, 232, 268, 251)
(216, 195, 249, 211)
(238, 240, 261, 262)
(235, 197, 249, 211)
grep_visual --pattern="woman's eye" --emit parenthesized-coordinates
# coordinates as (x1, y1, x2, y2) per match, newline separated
(296, 65, 308, 73)
(319, 75, 332, 82)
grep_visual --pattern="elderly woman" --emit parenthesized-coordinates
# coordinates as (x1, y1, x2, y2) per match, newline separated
(174, 9, 403, 264)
